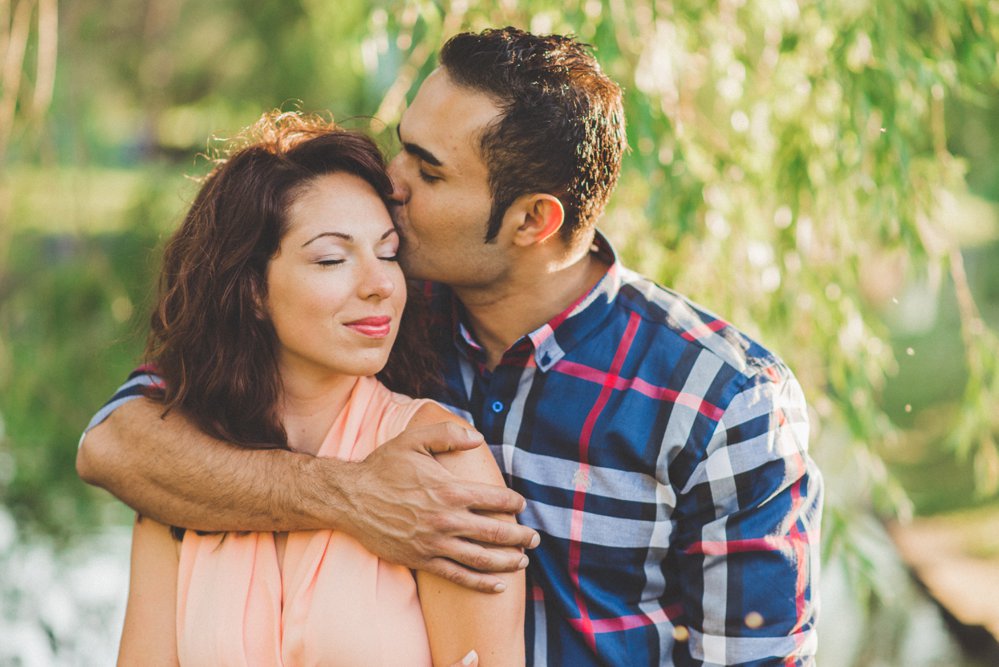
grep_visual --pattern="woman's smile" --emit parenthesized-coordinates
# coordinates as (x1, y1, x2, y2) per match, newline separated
(344, 315, 393, 338)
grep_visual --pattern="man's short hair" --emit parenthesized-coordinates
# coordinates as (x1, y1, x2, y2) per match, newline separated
(439, 27, 627, 244)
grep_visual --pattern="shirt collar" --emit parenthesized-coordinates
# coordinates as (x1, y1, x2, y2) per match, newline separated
(452, 231, 621, 372)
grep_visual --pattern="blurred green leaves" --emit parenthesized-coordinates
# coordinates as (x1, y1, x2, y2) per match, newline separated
(0, 167, 186, 537)
(2, 0, 999, 541)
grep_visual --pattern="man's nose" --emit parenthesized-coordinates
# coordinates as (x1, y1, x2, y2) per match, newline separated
(387, 155, 409, 204)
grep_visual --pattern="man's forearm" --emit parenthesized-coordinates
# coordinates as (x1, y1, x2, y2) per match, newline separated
(78, 395, 539, 591)
(77, 397, 346, 532)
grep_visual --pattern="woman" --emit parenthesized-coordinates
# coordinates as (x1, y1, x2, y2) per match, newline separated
(117, 112, 524, 666)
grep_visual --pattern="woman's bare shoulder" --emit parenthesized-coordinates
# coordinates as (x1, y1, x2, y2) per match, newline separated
(406, 400, 471, 430)
(406, 402, 503, 486)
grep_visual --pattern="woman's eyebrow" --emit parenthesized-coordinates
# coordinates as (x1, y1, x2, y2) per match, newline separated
(301, 228, 396, 248)
(301, 231, 351, 248)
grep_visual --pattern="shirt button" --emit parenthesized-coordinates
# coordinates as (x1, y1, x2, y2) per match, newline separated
(491, 401, 504, 413)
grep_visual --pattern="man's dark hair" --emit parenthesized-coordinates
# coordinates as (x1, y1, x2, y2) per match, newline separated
(439, 27, 627, 244)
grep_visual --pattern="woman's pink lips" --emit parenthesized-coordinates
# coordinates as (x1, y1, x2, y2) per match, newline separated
(344, 316, 392, 338)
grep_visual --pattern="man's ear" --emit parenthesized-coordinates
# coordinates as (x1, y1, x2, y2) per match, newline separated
(510, 193, 565, 247)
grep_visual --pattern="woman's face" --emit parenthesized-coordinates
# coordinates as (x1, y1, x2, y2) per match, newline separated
(265, 172, 406, 384)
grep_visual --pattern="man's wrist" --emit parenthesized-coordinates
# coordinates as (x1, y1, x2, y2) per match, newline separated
(293, 454, 357, 532)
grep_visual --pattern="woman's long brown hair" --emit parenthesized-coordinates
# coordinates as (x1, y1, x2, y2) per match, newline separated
(145, 112, 439, 450)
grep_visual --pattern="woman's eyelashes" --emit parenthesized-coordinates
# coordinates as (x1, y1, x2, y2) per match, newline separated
(378, 236, 400, 261)
(313, 248, 397, 267)
(418, 170, 441, 184)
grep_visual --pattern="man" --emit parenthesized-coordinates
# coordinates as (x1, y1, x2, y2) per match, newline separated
(80, 28, 822, 665)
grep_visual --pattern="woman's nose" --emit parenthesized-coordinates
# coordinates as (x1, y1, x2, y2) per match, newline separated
(360, 260, 396, 300)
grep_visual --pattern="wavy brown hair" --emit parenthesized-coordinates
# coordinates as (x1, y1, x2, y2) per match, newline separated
(145, 111, 439, 450)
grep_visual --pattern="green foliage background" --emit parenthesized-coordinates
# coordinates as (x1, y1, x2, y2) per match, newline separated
(2, 0, 998, 578)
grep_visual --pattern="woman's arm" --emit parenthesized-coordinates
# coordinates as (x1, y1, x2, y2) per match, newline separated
(118, 516, 181, 666)
(410, 404, 526, 666)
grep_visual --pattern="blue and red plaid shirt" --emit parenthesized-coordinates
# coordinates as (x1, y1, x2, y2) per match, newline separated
(87, 234, 822, 666)
(428, 234, 822, 666)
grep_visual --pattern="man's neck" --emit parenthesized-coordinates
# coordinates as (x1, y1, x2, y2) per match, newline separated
(453, 246, 609, 371)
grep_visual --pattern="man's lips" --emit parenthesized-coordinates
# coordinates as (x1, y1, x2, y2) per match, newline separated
(344, 316, 392, 338)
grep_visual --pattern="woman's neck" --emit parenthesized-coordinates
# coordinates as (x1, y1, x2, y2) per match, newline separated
(277, 365, 359, 456)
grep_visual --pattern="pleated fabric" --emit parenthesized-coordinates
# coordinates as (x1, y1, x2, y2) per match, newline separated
(175, 376, 434, 666)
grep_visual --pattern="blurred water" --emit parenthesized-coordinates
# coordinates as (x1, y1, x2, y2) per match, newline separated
(816, 516, 988, 667)
(0, 510, 129, 667)
(0, 507, 988, 666)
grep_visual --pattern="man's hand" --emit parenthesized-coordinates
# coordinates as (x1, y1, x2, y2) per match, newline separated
(335, 421, 539, 593)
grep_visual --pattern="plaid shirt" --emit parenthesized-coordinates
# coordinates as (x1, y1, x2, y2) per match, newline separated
(87, 234, 822, 666)
(430, 234, 822, 666)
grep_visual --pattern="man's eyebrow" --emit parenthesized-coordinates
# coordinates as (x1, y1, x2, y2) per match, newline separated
(396, 124, 443, 167)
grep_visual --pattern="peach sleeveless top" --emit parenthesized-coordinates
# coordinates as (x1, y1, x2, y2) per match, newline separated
(175, 376, 434, 666)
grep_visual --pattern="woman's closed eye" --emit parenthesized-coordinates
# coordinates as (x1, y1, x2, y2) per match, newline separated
(377, 236, 400, 262)
(315, 250, 396, 266)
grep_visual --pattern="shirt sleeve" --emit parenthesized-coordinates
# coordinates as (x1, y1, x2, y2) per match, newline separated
(672, 363, 823, 666)
(79, 365, 164, 446)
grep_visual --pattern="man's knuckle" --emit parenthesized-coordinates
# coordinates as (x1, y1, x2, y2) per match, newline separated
(410, 534, 433, 554)
(431, 512, 458, 534)
(440, 566, 466, 586)
(487, 522, 508, 544)
(471, 550, 496, 570)
(429, 561, 450, 579)
(437, 485, 467, 507)
(498, 490, 521, 511)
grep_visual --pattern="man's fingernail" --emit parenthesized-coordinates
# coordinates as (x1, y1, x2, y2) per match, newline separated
(529, 533, 541, 548)
(519, 554, 530, 569)
(493, 581, 507, 593)
(462, 649, 478, 665)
